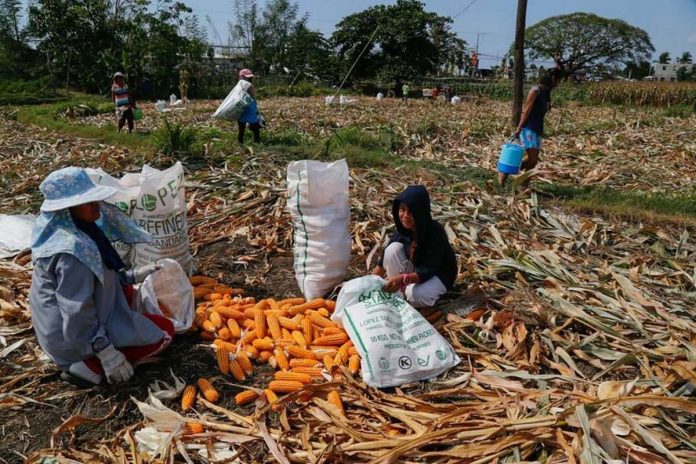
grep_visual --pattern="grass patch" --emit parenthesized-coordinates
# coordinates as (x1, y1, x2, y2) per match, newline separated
(537, 183, 696, 224)
(153, 119, 199, 160)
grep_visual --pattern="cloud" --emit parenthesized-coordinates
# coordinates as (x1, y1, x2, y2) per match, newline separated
(689, 33, 696, 44)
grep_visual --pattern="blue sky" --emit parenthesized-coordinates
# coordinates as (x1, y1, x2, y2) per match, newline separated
(17, 0, 696, 68)
(184, 0, 696, 68)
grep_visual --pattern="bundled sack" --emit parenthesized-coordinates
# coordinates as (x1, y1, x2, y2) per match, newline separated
(87, 163, 194, 274)
(136, 259, 194, 333)
(332, 276, 460, 388)
(287, 159, 351, 300)
(212, 80, 254, 121)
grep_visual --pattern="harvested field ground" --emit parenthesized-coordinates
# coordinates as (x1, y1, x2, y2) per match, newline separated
(1, 95, 695, 463)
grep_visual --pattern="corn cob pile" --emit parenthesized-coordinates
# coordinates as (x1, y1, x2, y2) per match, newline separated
(181, 275, 357, 417)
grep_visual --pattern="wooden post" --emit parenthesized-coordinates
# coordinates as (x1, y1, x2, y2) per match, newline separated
(511, 0, 528, 127)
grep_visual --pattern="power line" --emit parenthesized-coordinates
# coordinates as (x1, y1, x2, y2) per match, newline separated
(451, 0, 480, 19)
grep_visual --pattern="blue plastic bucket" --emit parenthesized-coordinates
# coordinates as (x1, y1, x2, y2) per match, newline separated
(497, 141, 524, 174)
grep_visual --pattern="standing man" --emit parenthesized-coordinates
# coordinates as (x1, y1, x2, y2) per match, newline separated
(499, 68, 561, 187)
(111, 72, 136, 133)
(402, 82, 410, 102)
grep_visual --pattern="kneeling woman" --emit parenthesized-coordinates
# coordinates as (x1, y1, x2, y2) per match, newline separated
(30, 167, 174, 385)
(372, 185, 457, 308)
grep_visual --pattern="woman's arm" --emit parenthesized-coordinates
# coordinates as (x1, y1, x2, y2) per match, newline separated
(514, 88, 539, 136)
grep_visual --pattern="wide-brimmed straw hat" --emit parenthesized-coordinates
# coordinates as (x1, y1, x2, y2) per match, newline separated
(239, 68, 255, 79)
(39, 167, 117, 212)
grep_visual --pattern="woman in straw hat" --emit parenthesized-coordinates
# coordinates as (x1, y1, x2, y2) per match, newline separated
(29, 167, 174, 386)
(237, 68, 264, 144)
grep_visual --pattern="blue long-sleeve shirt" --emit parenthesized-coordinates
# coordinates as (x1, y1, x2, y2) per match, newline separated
(29, 253, 164, 370)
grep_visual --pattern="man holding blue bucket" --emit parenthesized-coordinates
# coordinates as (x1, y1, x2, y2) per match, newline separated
(498, 68, 561, 187)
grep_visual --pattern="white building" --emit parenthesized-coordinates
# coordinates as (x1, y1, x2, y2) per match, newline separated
(653, 63, 694, 82)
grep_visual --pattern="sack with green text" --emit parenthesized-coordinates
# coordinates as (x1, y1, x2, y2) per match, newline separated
(87, 163, 193, 274)
(332, 276, 460, 388)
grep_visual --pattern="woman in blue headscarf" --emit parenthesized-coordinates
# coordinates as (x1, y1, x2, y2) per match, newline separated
(30, 167, 174, 385)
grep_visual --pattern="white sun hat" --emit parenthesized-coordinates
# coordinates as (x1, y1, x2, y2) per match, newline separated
(39, 167, 118, 212)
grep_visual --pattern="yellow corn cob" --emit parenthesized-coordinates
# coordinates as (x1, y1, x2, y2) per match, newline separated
(252, 338, 274, 351)
(274, 347, 290, 371)
(287, 345, 317, 360)
(280, 297, 305, 306)
(213, 339, 237, 352)
(205, 293, 223, 302)
(267, 314, 282, 340)
(327, 390, 344, 416)
(243, 307, 257, 319)
(202, 320, 216, 333)
(274, 371, 312, 384)
(267, 298, 281, 312)
(279, 316, 300, 331)
(190, 275, 217, 286)
(217, 307, 245, 320)
(291, 366, 324, 378)
(264, 388, 279, 409)
(349, 354, 360, 374)
(216, 347, 230, 375)
(313, 333, 349, 346)
(254, 308, 266, 338)
(236, 350, 254, 376)
(229, 359, 246, 381)
(335, 341, 352, 365)
(323, 327, 344, 335)
(308, 312, 335, 329)
(208, 311, 222, 329)
(313, 326, 322, 341)
(269, 380, 304, 393)
(185, 421, 205, 434)
(245, 346, 259, 359)
(181, 385, 196, 411)
(288, 298, 325, 315)
(235, 389, 259, 406)
(217, 327, 231, 341)
(323, 354, 335, 371)
(282, 328, 293, 342)
(324, 300, 336, 311)
(311, 346, 338, 358)
(242, 319, 255, 329)
(226, 318, 241, 338)
(291, 330, 308, 348)
(290, 358, 320, 368)
(301, 318, 314, 345)
(348, 346, 359, 356)
(317, 308, 330, 317)
(197, 378, 219, 403)
(258, 350, 273, 363)
(241, 330, 258, 345)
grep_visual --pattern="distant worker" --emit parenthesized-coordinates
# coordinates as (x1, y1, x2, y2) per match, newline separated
(237, 68, 263, 144)
(179, 69, 190, 103)
(402, 83, 410, 101)
(111, 72, 136, 133)
(499, 68, 561, 188)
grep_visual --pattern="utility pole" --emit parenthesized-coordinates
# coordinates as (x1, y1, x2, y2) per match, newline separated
(512, 0, 527, 127)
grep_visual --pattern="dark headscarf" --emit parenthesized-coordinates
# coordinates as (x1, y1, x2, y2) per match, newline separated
(73, 218, 126, 271)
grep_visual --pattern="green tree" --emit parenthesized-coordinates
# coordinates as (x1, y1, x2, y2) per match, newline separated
(331, 0, 466, 83)
(623, 60, 652, 80)
(658, 52, 671, 64)
(676, 51, 692, 64)
(523, 13, 654, 77)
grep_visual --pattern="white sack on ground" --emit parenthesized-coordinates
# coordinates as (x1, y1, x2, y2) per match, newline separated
(286, 159, 351, 300)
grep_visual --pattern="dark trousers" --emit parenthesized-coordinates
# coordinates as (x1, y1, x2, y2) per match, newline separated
(238, 121, 261, 144)
(118, 108, 134, 133)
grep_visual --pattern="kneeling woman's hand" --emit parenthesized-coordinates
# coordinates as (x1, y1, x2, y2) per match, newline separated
(383, 275, 403, 293)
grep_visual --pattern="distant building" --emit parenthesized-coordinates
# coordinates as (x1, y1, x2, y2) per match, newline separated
(653, 63, 695, 82)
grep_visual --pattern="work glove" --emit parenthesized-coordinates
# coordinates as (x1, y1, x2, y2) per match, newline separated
(132, 262, 161, 284)
(96, 344, 134, 384)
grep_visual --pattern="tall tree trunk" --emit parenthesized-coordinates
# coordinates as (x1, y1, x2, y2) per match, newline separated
(512, 0, 527, 127)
